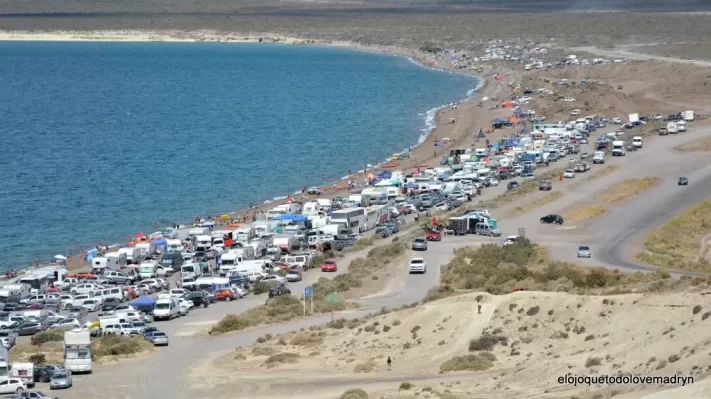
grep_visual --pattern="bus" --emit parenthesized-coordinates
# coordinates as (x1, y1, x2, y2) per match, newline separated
(18, 275, 50, 295)
(330, 207, 366, 232)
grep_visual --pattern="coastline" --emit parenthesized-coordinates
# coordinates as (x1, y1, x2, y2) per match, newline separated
(1, 29, 514, 271)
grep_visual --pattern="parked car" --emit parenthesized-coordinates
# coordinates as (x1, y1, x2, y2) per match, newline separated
(411, 237, 428, 251)
(321, 260, 338, 272)
(260, 275, 286, 285)
(68, 307, 88, 320)
(540, 214, 564, 225)
(183, 292, 209, 308)
(50, 318, 81, 330)
(0, 329, 16, 349)
(144, 331, 169, 346)
(20, 391, 55, 399)
(11, 321, 44, 336)
(101, 297, 121, 312)
(678, 177, 689, 186)
(80, 299, 101, 313)
(374, 226, 391, 238)
(214, 288, 236, 302)
(0, 378, 27, 394)
(268, 285, 291, 298)
(507, 181, 520, 190)
(539, 180, 552, 191)
(563, 169, 576, 178)
(49, 372, 72, 390)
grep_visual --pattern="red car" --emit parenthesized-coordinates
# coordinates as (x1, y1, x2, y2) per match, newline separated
(425, 230, 442, 241)
(321, 260, 338, 272)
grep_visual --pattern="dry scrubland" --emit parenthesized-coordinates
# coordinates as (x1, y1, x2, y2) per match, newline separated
(11, 331, 154, 364)
(562, 177, 660, 222)
(638, 200, 711, 273)
(676, 136, 711, 152)
(629, 42, 711, 62)
(190, 241, 711, 399)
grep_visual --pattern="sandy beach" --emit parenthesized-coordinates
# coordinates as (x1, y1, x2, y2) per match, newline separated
(2, 29, 522, 272)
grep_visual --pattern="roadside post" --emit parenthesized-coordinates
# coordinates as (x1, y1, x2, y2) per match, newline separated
(304, 286, 313, 316)
(327, 292, 339, 323)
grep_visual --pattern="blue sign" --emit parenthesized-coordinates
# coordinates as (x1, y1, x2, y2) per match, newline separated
(304, 286, 313, 299)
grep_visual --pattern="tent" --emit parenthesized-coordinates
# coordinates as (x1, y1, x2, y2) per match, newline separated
(84, 248, 99, 262)
(153, 239, 167, 252)
(377, 171, 392, 179)
(272, 214, 308, 223)
(131, 295, 157, 308)
(477, 129, 486, 138)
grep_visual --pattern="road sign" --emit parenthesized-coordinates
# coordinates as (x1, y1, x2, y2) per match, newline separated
(304, 286, 313, 299)
(518, 228, 525, 238)
(327, 292, 339, 303)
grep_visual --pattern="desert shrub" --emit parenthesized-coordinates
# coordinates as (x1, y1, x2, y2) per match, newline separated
(210, 314, 251, 335)
(440, 352, 496, 372)
(363, 325, 376, 332)
(354, 360, 376, 373)
(703, 311, 711, 321)
(252, 346, 277, 356)
(383, 325, 391, 332)
(92, 335, 152, 358)
(585, 334, 595, 341)
(290, 333, 323, 347)
(256, 336, 267, 343)
(340, 388, 369, 399)
(693, 305, 702, 315)
(329, 318, 347, 329)
(422, 284, 457, 303)
(392, 320, 402, 326)
(403, 342, 412, 349)
(668, 354, 681, 363)
(263, 352, 300, 367)
(252, 280, 278, 295)
(585, 357, 602, 367)
(31, 329, 65, 346)
(399, 382, 414, 390)
(28, 354, 46, 364)
(526, 306, 540, 316)
(469, 334, 508, 351)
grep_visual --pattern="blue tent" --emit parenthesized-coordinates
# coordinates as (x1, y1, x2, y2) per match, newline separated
(273, 213, 296, 221)
(84, 248, 99, 262)
(131, 295, 157, 308)
(377, 170, 392, 179)
(153, 239, 167, 251)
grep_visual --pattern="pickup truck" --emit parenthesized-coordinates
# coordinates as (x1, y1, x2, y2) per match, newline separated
(104, 271, 134, 285)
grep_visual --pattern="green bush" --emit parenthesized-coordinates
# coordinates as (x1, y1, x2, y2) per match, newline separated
(399, 382, 414, 390)
(469, 334, 507, 351)
(92, 335, 152, 358)
(210, 314, 251, 335)
(440, 352, 496, 372)
(31, 329, 65, 346)
(252, 280, 278, 295)
(263, 352, 300, 367)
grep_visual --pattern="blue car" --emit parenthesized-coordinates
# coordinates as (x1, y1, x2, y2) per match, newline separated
(384, 223, 399, 234)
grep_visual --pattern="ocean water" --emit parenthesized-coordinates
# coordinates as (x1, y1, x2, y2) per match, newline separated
(0, 42, 477, 269)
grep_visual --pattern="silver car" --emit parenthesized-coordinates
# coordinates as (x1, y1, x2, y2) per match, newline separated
(577, 246, 591, 258)
(411, 237, 428, 251)
(50, 372, 73, 389)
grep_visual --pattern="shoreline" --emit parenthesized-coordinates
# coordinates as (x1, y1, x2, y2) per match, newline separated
(1, 29, 508, 271)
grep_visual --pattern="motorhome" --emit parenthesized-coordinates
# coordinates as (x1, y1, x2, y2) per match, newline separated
(0, 287, 22, 304)
(194, 235, 213, 252)
(188, 227, 210, 237)
(302, 201, 321, 215)
(234, 259, 274, 275)
(234, 227, 256, 245)
(272, 235, 297, 254)
(104, 252, 127, 268)
(611, 140, 626, 156)
(677, 120, 688, 132)
(218, 248, 254, 276)
(279, 254, 312, 270)
(247, 239, 267, 258)
(64, 330, 92, 373)
(166, 239, 184, 253)
(10, 362, 34, 388)
(330, 207, 366, 231)
(180, 262, 202, 280)
(667, 121, 679, 133)
(6, 283, 34, 300)
(321, 224, 351, 237)
(195, 277, 230, 292)
(134, 242, 156, 259)
(137, 261, 158, 279)
(91, 256, 119, 272)
(683, 110, 695, 121)
(118, 247, 142, 265)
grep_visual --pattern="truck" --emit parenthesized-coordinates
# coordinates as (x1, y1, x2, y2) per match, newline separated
(137, 261, 158, 279)
(272, 235, 296, 254)
(64, 330, 92, 373)
(632, 136, 643, 148)
(611, 140, 626, 156)
(193, 235, 213, 252)
(677, 120, 688, 132)
(683, 110, 695, 121)
(592, 151, 605, 164)
(134, 242, 156, 259)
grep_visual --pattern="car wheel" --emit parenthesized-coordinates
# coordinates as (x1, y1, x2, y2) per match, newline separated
(70, 290, 77, 295)
(201, 303, 207, 308)
(226, 296, 232, 302)
(16, 388, 23, 393)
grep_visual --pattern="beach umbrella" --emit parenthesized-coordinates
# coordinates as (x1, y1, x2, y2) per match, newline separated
(220, 214, 230, 221)
(54, 254, 67, 261)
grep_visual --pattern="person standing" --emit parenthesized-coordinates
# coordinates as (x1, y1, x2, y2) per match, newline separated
(387, 356, 392, 370)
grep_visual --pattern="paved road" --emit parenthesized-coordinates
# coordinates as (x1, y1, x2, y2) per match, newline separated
(570, 46, 711, 68)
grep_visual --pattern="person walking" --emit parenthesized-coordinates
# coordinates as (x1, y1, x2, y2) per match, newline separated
(387, 356, 392, 370)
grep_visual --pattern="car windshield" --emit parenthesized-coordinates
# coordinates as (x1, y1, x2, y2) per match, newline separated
(70, 307, 82, 312)
(155, 303, 170, 309)
(54, 374, 67, 379)
(287, 270, 299, 275)
(411, 259, 424, 264)
(153, 332, 167, 337)
(579, 247, 590, 251)
(414, 238, 425, 243)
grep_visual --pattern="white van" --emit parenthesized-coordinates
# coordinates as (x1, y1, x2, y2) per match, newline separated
(632, 136, 643, 148)
(153, 298, 180, 321)
(95, 287, 124, 302)
(279, 254, 312, 270)
(194, 235, 213, 252)
(134, 242, 155, 258)
(194, 277, 230, 292)
(118, 247, 142, 265)
(92, 256, 119, 272)
(188, 227, 210, 237)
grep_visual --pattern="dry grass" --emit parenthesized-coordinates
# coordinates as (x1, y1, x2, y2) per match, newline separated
(637, 199, 711, 272)
(562, 204, 608, 221)
(595, 177, 661, 203)
(439, 352, 496, 372)
(585, 165, 620, 181)
(508, 191, 563, 216)
(676, 137, 711, 152)
(478, 168, 566, 210)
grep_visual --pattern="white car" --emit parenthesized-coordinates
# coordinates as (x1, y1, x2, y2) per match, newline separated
(170, 289, 190, 298)
(486, 178, 499, 186)
(81, 299, 102, 312)
(71, 294, 91, 307)
(611, 117, 622, 124)
(51, 318, 82, 329)
(570, 109, 581, 116)
(562, 97, 576, 102)
(155, 266, 175, 277)
(71, 283, 102, 296)
(232, 286, 247, 298)
(408, 258, 427, 274)
(261, 275, 287, 284)
(563, 169, 576, 178)
(178, 298, 193, 311)
(140, 279, 162, 291)
(0, 378, 27, 394)
(60, 294, 74, 309)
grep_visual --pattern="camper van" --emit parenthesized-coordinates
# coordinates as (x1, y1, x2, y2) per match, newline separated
(180, 262, 202, 280)
(166, 239, 184, 253)
(194, 235, 213, 252)
(134, 242, 156, 259)
(5, 284, 33, 302)
(91, 256, 119, 272)
(104, 252, 127, 268)
(272, 236, 297, 254)
(195, 277, 230, 292)
(118, 247, 142, 265)
(153, 297, 180, 321)
(137, 261, 158, 279)
(0, 287, 23, 304)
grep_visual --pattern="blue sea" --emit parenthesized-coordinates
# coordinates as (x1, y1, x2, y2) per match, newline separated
(0, 42, 477, 269)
